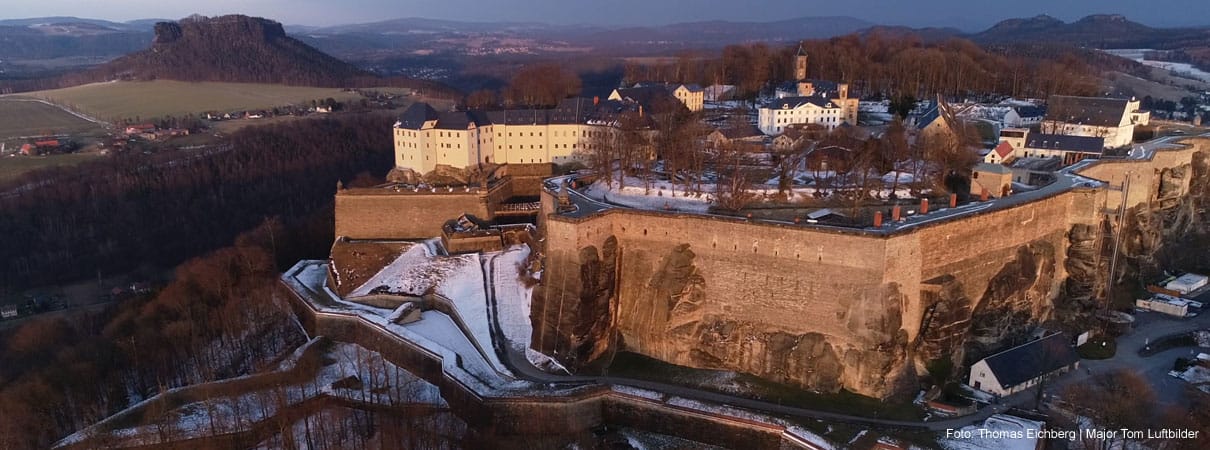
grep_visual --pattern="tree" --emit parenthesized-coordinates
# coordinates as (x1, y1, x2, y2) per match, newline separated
(464, 89, 499, 109)
(503, 63, 581, 107)
(889, 95, 917, 119)
(713, 142, 754, 212)
(1062, 370, 1156, 450)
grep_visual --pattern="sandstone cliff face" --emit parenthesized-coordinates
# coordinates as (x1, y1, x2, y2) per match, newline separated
(532, 143, 1210, 401)
(530, 237, 617, 367)
(966, 242, 1056, 355)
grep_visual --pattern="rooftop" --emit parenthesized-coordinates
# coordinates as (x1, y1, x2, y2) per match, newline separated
(1045, 95, 1130, 127)
(1024, 133, 1104, 153)
(764, 95, 837, 110)
(980, 333, 1078, 388)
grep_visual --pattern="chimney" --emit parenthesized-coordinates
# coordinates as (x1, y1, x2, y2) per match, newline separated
(949, 193, 957, 208)
(873, 211, 883, 227)
(920, 198, 929, 214)
(892, 205, 901, 221)
(981, 188, 989, 202)
(639, 105, 644, 117)
(593, 96, 599, 105)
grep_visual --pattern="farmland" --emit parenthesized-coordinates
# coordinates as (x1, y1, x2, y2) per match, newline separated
(23, 80, 414, 122)
(0, 153, 104, 182)
(0, 98, 105, 142)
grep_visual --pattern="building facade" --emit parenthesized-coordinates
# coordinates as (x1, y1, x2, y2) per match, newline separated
(758, 96, 844, 135)
(394, 99, 628, 173)
(1041, 95, 1148, 149)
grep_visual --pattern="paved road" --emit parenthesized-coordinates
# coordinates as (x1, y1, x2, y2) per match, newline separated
(1049, 310, 1210, 406)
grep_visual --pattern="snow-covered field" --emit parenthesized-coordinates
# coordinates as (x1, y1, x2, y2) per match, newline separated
(1103, 49, 1210, 83)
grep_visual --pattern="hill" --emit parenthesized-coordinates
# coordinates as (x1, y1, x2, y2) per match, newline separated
(0, 15, 458, 97)
(83, 15, 370, 86)
(972, 14, 1206, 48)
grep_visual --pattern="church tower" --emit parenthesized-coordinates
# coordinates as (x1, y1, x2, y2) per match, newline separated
(795, 44, 808, 81)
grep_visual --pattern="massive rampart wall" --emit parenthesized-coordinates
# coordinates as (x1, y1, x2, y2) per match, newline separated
(534, 139, 1210, 399)
(334, 181, 512, 240)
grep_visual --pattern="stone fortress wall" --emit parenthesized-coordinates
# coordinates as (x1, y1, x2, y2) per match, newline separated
(334, 164, 552, 240)
(532, 137, 1210, 400)
(334, 179, 513, 240)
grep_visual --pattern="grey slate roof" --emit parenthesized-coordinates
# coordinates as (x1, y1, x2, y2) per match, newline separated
(398, 103, 439, 129)
(1045, 95, 1129, 127)
(765, 95, 837, 110)
(1010, 156, 1062, 172)
(1012, 105, 1046, 118)
(974, 162, 1012, 175)
(982, 333, 1078, 389)
(395, 98, 639, 130)
(915, 105, 941, 130)
(717, 124, 764, 139)
(1024, 133, 1104, 153)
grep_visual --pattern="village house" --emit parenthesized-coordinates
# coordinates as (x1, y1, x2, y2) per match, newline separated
(1041, 95, 1149, 149)
(968, 332, 1079, 397)
(124, 123, 156, 135)
(1009, 156, 1062, 186)
(771, 123, 827, 151)
(1008, 104, 1046, 127)
(703, 84, 736, 102)
(998, 127, 1028, 151)
(1021, 133, 1104, 165)
(983, 141, 1015, 165)
(971, 162, 1013, 198)
(610, 82, 703, 112)
(706, 124, 764, 147)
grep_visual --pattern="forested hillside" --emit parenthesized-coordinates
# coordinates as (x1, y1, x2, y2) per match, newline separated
(0, 114, 392, 291)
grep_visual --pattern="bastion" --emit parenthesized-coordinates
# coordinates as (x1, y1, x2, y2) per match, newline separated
(531, 137, 1209, 400)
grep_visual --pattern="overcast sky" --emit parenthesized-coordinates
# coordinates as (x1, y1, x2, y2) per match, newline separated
(4, 0, 1209, 30)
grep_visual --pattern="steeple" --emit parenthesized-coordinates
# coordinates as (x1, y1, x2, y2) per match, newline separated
(795, 44, 808, 81)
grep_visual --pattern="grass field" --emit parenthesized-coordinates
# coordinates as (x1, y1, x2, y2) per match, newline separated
(23, 80, 414, 122)
(0, 153, 103, 181)
(0, 98, 105, 141)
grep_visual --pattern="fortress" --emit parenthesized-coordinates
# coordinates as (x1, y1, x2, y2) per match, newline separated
(528, 136, 1208, 399)
(341, 115, 1210, 400)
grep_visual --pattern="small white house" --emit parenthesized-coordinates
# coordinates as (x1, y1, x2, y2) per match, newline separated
(968, 332, 1079, 397)
(1166, 273, 1208, 294)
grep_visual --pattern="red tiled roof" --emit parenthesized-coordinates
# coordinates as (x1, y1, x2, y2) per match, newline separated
(993, 141, 1014, 158)
(34, 140, 59, 147)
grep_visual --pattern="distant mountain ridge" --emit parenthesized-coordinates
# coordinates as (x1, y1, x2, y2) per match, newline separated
(972, 14, 1208, 47)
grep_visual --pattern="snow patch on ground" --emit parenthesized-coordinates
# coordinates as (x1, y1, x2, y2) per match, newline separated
(1173, 365, 1210, 393)
(526, 348, 571, 375)
(493, 246, 535, 351)
(784, 426, 838, 450)
(584, 177, 713, 213)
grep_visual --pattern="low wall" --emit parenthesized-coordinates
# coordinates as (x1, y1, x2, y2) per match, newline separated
(280, 270, 838, 449)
